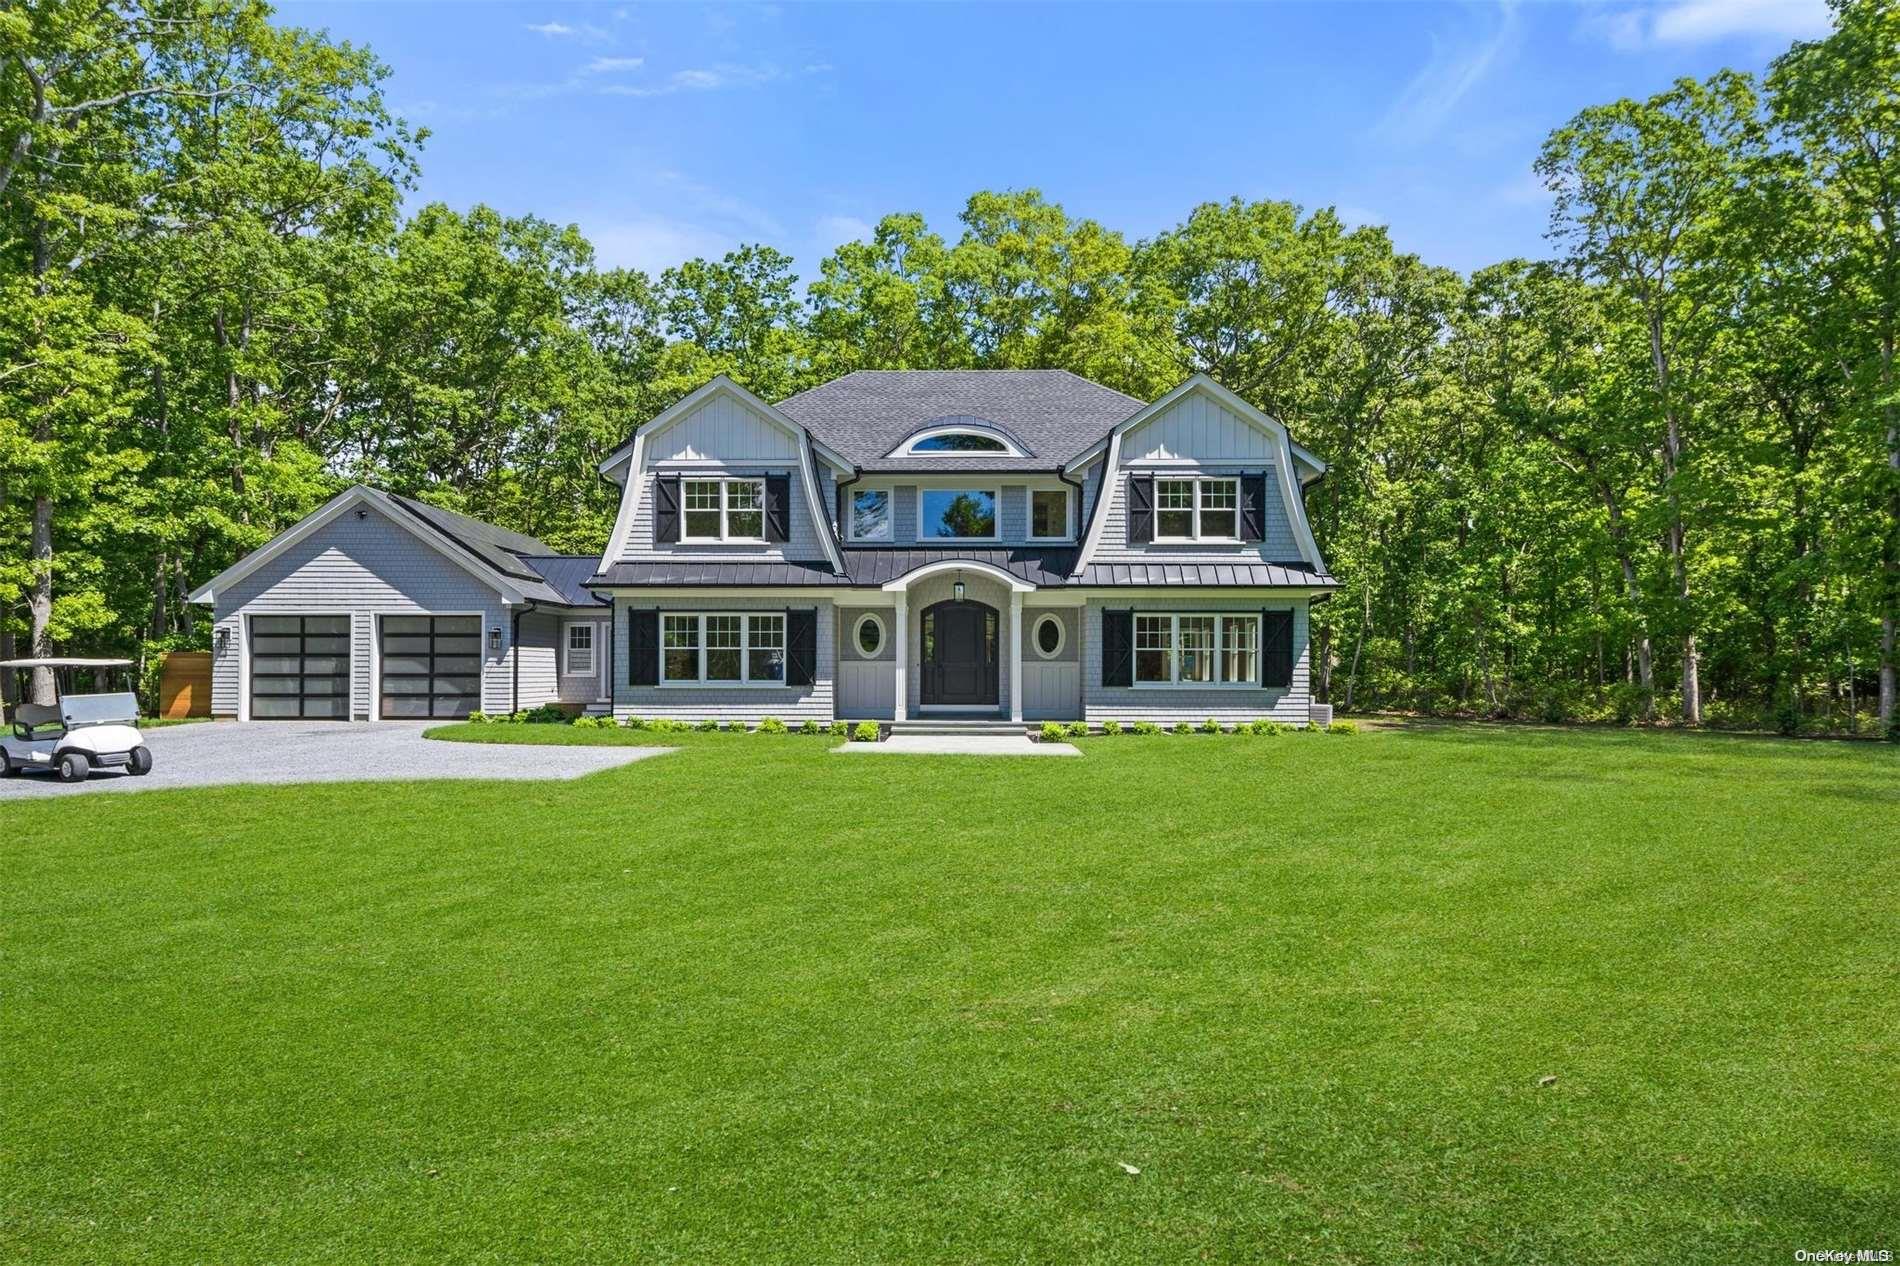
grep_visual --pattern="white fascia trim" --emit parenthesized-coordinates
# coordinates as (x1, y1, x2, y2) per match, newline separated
(878, 559, 1036, 595)
(597, 586, 855, 600)
(797, 430, 848, 573)
(1069, 431, 1123, 576)
(600, 429, 648, 568)
(811, 436, 854, 473)
(187, 485, 529, 607)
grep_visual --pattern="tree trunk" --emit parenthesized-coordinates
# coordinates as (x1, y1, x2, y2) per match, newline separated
(1344, 583, 1370, 712)
(1647, 310, 1699, 723)
(1602, 488, 1655, 718)
(174, 559, 196, 638)
(1880, 330, 1896, 732)
(28, 494, 54, 704)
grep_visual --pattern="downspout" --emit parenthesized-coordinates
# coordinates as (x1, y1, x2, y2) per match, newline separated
(1056, 466, 1084, 543)
(510, 602, 537, 714)
(833, 465, 862, 562)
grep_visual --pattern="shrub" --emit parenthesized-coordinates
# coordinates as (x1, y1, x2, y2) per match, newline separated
(829, 720, 850, 738)
(1172, 721, 1194, 736)
(621, 716, 649, 730)
(758, 716, 788, 734)
(1101, 719, 1123, 736)
(1132, 720, 1161, 736)
(1064, 720, 1089, 739)
(1249, 719, 1283, 736)
(799, 719, 821, 736)
(1199, 717, 1223, 735)
(1330, 719, 1359, 735)
(466, 711, 489, 724)
(694, 719, 719, 732)
(569, 716, 596, 729)
(724, 719, 748, 733)
(1039, 721, 1066, 742)
(506, 711, 528, 724)
(852, 720, 880, 743)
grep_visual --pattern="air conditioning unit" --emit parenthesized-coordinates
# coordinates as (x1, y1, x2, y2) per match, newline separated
(1308, 703, 1334, 728)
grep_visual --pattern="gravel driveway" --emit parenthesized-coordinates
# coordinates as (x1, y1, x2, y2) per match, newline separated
(0, 721, 671, 797)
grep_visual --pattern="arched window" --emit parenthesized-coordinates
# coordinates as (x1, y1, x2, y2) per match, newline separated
(888, 419, 1031, 459)
(911, 432, 1008, 452)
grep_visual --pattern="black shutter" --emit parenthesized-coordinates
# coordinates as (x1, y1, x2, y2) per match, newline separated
(1127, 474, 1154, 544)
(654, 475, 681, 544)
(1102, 609, 1134, 687)
(765, 473, 791, 542)
(1240, 473, 1268, 542)
(786, 608, 817, 686)
(628, 608, 659, 686)
(1262, 609, 1294, 688)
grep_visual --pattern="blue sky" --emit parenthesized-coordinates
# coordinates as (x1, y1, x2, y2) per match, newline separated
(281, 0, 1832, 281)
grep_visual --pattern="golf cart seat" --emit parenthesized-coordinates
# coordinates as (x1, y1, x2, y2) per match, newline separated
(11, 702, 61, 739)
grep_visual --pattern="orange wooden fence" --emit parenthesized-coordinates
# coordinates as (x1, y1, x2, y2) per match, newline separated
(158, 651, 213, 719)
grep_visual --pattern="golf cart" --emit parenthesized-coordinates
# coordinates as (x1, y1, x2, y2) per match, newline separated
(1, 658, 152, 782)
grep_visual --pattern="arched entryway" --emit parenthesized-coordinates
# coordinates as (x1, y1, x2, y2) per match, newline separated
(920, 598, 998, 706)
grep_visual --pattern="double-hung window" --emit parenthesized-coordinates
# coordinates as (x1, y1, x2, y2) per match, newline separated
(682, 478, 765, 542)
(1132, 613, 1263, 686)
(1153, 477, 1241, 541)
(660, 613, 786, 685)
(565, 623, 595, 676)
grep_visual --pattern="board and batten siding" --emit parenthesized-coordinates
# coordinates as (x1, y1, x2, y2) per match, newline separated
(835, 606, 896, 720)
(1081, 595, 1311, 725)
(1020, 605, 1082, 721)
(619, 392, 829, 564)
(1121, 390, 1280, 463)
(612, 596, 835, 723)
(208, 504, 519, 719)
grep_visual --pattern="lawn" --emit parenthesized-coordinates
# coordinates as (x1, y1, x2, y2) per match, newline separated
(3, 724, 1894, 1263)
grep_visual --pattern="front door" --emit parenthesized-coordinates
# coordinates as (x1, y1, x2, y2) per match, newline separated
(921, 600, 998, 706)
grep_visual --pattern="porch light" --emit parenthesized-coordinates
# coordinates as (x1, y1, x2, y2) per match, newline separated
(215, 627, 229, 653)
(488, 625, 502, 653)
(953, 580, 965, 603)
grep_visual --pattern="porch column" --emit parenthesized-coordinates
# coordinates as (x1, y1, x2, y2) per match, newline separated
(1009, 590, 1023, 724)
(893, 598, 908, 723)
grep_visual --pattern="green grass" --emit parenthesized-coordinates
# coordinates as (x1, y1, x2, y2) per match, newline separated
(3, 725, 1895, 1263)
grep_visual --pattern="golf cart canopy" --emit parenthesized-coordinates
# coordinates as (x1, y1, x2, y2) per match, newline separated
(3, 658, 139, 727)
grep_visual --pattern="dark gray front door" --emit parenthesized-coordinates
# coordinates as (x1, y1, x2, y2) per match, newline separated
(921, 600, 998, 706)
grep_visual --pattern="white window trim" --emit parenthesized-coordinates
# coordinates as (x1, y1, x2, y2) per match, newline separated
(1026, 487, 1073, 543)
(1031, 613, 1065, 659)
(563, 622, 596, 677)
(853, 611, 886, 658)
(846, 488, 893, 542)
(1131, 612, 1263, 689)
(1151, 475, 1243, 544)
(916, 486, 1001, 543)
(680, 477, 769, 544)
(658, 611, 789, 687)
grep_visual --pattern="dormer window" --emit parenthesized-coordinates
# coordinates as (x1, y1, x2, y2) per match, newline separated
(682, 478, 765, 542)
(888, 418, 1031, 459)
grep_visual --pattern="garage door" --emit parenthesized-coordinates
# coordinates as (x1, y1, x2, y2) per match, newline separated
(250, 615, 352, 719)
(380, 615, 482, 719)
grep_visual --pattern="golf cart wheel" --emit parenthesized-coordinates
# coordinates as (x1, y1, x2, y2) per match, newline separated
(56, 751, 90, 783)
(0, 749, 13, 777)
(128, 746, 153, 776)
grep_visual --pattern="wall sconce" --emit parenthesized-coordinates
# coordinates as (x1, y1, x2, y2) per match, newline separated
(953, 580, 965, 603)
(488, 626, 502, 653)
(214, 627, 229, 654)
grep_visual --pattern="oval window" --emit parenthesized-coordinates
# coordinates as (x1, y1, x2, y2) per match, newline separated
(855, 613, 885, 657)
(1033, 615, 1063, 658)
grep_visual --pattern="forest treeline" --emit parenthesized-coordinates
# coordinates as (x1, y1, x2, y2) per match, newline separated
(3, 0, 1896, 734)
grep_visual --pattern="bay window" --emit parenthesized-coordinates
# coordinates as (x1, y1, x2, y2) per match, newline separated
(660, 613, 787, 685)
(1131, 613, 1263, 686)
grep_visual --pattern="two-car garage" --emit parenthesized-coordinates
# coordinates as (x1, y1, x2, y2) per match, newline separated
(244, 614, 484, 721)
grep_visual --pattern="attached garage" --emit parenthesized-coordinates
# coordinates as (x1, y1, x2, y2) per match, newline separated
(191, 486, 609, 721)
(248, 615, 352, 719)
(378, 615, 482, 719)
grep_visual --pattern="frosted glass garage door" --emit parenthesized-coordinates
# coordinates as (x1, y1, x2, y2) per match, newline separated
(249, 615, 351, 719)
(380, 616, 481, 719)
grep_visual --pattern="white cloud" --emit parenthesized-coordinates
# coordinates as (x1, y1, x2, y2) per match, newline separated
(525, 21, 574, 36)
(1496, 171, 1554, 206)
(595, 63, 780, 97)
(585, 217, 739, 274)
(1374, 1, 1520, 144)
(1584, 0, 1831, 49)
(583, 56, 646, 74)
(815, 215, 873, 250)
(523, 18, 612, 42)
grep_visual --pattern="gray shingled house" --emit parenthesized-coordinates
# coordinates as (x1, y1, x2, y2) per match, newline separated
(190, 370, 1335, 726)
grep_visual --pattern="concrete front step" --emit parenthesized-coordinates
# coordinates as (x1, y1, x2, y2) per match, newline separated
(889, 719, 1027, 737)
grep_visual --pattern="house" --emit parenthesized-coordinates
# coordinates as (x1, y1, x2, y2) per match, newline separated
(190, 370, 1336, 726)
